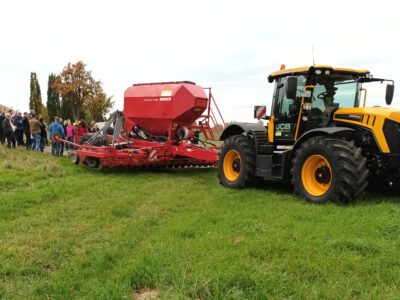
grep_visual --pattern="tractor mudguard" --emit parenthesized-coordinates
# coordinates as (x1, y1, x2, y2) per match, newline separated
(220, 122, 267, 140)
(290, 127, 355, 160)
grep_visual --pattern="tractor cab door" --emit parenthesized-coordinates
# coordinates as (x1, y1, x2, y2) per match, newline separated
(271, 76, 306, 144)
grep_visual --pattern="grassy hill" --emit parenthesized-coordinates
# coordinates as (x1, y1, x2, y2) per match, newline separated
(1, 147, 400, 299)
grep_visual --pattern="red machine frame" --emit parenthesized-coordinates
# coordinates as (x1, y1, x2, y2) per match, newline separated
(63, 83, 224, 169)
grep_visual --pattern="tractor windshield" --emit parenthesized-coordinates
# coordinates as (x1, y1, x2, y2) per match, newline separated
(311, 74, 360, 112)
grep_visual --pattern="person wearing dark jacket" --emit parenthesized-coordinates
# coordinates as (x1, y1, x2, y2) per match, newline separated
(22, 112, 31, 149)
(14, 111, 24, 146)
(0, 111, 5, 144)
(39, 117, 47, 152)
(59, 118, 65, 156)
(2, 113, 16, 148)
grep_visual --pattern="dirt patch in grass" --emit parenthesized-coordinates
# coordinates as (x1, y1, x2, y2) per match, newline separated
(133, 289, 160, 300)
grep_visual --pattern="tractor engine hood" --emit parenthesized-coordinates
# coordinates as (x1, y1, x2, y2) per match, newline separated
(333, 107, 400, 153)
(334, 107, 400, 124)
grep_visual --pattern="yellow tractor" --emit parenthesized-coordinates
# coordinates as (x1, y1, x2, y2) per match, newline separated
(218, 65, 397, 204)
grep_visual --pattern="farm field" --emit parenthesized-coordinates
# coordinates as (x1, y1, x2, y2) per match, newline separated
(1, 147, 400, 299)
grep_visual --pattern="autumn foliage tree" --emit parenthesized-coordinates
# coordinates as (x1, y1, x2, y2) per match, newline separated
(84, 81, 114, 121)
(53, 61, 93, 120)
(53, 61, 113, 122)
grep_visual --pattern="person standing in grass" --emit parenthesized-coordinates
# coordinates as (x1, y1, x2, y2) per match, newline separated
(59, 118, 66, 156)
(65, 119, 75, 151)
(29, 113, 41, 151)
(22, 112, 31, 149)
(14, 111, 24, 146)
(48, 116, 66, 156)
(2, 113, 16, 148)
(90, 121, 100, 133)
(39, 117, 47, 153)
(0, 110, 5, 145)
(75, 120, 89, 143)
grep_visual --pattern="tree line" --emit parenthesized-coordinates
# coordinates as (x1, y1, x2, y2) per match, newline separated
(29, 61, 114, 123)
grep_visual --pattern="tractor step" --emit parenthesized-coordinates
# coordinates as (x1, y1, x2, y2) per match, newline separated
(255, 150, 291, 180)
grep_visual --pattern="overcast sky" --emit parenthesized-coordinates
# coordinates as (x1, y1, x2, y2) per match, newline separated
(1, 0, 399, 122)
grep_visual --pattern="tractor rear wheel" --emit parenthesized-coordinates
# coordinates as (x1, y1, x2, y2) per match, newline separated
(291, 136, 368, 204)
(218, 135, 258, 188)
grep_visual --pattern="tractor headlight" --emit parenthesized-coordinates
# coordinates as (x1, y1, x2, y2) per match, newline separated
(335, 114, 363, 122)
(348, 114, 363, 121)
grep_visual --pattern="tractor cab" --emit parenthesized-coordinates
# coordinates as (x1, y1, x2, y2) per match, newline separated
(265, 65, 395, 145)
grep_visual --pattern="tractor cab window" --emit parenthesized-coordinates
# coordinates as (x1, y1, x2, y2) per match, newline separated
(332, 80, 359, 108)
(274, 76, 306, 119)
(273, 75, 306, 142)
(312, 76, 360, 110)
(307, 75, 360, 128)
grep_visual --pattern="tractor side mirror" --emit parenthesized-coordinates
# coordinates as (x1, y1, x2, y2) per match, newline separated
(386, 84, 395, 105)
(286, 76, 298, 99)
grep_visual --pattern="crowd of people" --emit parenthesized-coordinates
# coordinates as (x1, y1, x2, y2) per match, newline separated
(0, 109, 100, 156)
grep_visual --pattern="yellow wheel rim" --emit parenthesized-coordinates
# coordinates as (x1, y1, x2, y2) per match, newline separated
(223, 149, 241, 181)
(301, 154, 332, 196)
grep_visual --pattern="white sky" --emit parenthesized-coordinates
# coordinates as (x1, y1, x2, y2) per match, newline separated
(1, 0, 399, 122)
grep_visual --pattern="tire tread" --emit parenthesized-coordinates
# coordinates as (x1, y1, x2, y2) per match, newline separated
(291, 136, 368, 204)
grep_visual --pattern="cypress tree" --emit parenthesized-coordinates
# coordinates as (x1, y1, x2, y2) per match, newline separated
(29, 72, 44, 114)
(46, 74, 61, 120)
(60, 95, 74, 121)
(29, 72, 36, 111)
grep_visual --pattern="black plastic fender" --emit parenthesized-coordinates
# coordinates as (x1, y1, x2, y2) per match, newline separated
(290, 127, 355, 160)
(220, 122, 267, 140)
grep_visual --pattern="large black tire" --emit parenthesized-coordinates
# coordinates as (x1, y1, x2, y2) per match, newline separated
(218, 135, 258, 188)
(291, 136, 368, 204)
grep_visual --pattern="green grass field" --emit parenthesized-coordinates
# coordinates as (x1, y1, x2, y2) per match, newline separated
(1, 147, 400, 299)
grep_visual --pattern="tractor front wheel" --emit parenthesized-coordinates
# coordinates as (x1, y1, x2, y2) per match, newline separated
(218, 135, 258, 188)
(291, 136, 368, 204)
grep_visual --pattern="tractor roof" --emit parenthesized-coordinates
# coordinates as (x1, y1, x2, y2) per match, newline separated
(268, 65, 370, 82)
